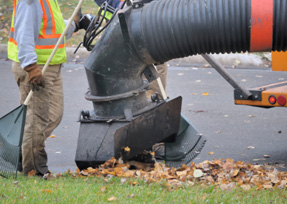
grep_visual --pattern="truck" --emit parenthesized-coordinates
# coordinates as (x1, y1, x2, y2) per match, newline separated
(74, 0, 287, 170)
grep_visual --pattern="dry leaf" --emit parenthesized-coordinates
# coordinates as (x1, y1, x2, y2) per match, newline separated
(263, 155, 270, 158)
(247, 146, 255, 149)
(208, 152, 214, 155)
(28, 170, 36, 176)
(241, 184, 251, 190)
(232, 169, 239, 177)
(263, 184, 273, 189)
(68, 157, 287, 191)
(202, 92, 209, 96)
(80, 171, 89, 176)
(41, 189, 53, 193)
(193, 169, 203, 178)
(252, 158, 266, 161)
(128, 193, 135, 198)
(100, 186, 107, 192)
(49, 135, 56, 138)
(124, 147, 131, 152)
(107, 196, 117, 201)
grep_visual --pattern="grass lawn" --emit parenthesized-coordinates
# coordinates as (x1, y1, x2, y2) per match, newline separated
(0, 0, 99, 47)
(1, 173, 287, 204)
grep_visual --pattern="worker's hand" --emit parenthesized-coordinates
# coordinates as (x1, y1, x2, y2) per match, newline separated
(24, 63, 45, 91)
(74, 8, 83, 32)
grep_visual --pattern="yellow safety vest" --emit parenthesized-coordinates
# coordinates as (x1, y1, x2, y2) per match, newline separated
(8, 0, 66, 65)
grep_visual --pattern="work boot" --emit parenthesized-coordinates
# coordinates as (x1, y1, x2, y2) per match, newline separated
(152, 143, 165, 160)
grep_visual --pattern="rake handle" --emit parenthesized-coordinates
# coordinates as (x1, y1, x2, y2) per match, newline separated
(23, 0, 84, 105)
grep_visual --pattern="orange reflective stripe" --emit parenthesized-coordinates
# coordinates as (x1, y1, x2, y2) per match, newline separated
(9, 37, 17, 45)
(250, 0, 273, 52)
(35, 43, 65, 49)
(10, 27, 14, 32)
(46, 0, 56, 35)
(40, 0, 47, 36)
(38, 34, 61, 39)
(14, 0, 17, 17)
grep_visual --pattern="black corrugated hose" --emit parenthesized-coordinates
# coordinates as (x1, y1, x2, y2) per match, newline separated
(140, 0, 287, 63)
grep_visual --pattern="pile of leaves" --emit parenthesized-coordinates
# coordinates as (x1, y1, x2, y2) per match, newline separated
(70, 157, 287, 190)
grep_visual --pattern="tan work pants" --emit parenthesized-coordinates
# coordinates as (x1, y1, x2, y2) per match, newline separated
(12, 61, 63, 175)
(146, 63, 168, 98)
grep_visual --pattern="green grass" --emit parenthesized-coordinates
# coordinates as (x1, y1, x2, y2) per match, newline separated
(0, 0, 99, 47)
(1, 174, 287, 203)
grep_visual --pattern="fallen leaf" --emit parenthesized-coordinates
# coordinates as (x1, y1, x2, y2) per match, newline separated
(252, 158, 266, 161)
(108, 196, 117, 201)
(124, 147, 130, 152)
(128, 193, 135, 198)
(121, 178, 127, 184)
(241, 184, 251, 190)
(247, 146, 255, 149)
(41, 189, 53, 193)
(202, 92, 209, 96)
(220, 183, 235, 191)
(263, 184, 273, 189)
(100, 186, 107, 192)
(28, 170, 36, 176)
(193, 169, 203, 178)
(49, 135, 56, 138)
(248, 115, 255, 118)
(177, 73, 184, 76)
(208, 152, 214, 155)
(263, 155, 270, 158)
(232, 169, 240, 177)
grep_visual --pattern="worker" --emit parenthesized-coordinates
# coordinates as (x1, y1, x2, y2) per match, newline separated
(8, 0, 83, 177)
(94, 0, 168, 99)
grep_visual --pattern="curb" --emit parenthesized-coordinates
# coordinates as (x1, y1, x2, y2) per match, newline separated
(0, 44, 271, 68)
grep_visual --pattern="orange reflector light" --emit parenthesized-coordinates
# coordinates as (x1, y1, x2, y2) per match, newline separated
(277, 95, 287, 106)
(268, 95, 276, 104)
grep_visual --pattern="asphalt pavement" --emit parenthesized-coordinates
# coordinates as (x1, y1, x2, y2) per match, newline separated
(1, 56, 287, 173)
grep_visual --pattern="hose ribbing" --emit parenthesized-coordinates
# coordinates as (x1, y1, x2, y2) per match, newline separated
(142, 0, 251, 62)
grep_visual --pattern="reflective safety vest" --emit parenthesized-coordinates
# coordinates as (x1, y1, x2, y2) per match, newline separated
(8, 0, 66, 65)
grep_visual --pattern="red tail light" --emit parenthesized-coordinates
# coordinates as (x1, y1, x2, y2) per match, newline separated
(268, 95, 276, 104)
